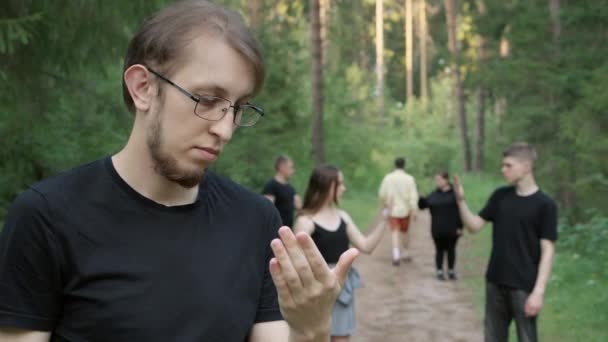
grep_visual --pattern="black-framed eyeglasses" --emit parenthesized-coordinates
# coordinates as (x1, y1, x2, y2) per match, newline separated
(145, 66, 264, 127)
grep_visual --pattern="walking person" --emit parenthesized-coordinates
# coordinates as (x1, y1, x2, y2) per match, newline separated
(263, 155, 302, 227)
(379, 157, 419, 265)
(454, 143, 558, 342)
(418, 171, 463, 280)
(0, 1, 358, 340)
(293, 165, 387, 342)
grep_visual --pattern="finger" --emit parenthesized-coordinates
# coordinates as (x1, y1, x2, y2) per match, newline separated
(296, 232, 332, 283)
(333, 248, 360, 287)
(269, 257, 295, 309)
(278, 227, 316, 288)
(270, 238, 304, 296)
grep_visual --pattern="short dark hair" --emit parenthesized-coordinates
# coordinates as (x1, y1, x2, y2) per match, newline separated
(274, 155, 290, 171)
(503, 142, 537, 163)
(122, 0, 265, 113)
(395, 157, 406, 169)
(437, 170, 449, 180)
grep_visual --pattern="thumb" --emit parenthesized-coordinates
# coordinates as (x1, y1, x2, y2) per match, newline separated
(333, 248, 360, 286)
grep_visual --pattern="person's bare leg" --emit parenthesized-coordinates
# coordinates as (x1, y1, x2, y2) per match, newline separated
(400, 231, 411, 261)
(391, 229, 402, 265)
(331, 336, 350, 342)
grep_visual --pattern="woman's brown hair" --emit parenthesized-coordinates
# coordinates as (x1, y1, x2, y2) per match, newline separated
(301, 164, 341, 215)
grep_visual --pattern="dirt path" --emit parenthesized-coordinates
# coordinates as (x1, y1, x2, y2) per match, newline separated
(351, 211, 483, 342)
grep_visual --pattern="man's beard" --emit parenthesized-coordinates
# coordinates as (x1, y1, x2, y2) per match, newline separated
(147, 109, 204, 189)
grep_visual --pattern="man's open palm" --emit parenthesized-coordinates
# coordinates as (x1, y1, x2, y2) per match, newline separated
(268, 227, 359, 338)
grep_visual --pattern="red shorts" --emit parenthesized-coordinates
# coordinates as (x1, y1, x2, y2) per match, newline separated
(389, 216, 411, 233)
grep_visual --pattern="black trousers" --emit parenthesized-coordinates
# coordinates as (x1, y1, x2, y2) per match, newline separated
(432, 236, 458, 271)
(485, 282, 538, 342)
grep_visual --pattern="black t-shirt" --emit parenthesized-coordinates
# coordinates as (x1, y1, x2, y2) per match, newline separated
(310, 220, 349, 264)
(262, 178, 296, 227)
(0, 157, 283, 341)
(479, 186, 558, 292)
(418, 187, 463, 238)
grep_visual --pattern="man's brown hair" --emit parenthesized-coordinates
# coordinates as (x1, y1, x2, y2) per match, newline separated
(503, 142, 538, 163)
(122, 0, 265, 113)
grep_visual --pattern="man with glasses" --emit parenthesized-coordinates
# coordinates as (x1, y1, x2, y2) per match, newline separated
(0, 1, 358, 341)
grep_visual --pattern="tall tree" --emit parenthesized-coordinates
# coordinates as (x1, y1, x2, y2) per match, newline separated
(474, 0, 487, 172)
(310, 0, 325, 165)
(247, 0, 262, 31)
(444, 0, 472, 171)
(405, 0, 414, 103)
(418, 0, 428, 106)
(376, 0, 385, 117)
(320, 0, 331, 66)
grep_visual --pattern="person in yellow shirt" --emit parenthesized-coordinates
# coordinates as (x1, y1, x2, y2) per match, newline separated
(379, 157, 419, 266)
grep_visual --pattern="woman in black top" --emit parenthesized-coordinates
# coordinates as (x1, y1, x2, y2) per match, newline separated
(418, 171, 463, 280)
(293, 165, 387, 342)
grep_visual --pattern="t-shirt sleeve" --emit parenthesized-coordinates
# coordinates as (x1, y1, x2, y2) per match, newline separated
(409, 178, 419, 210)
(262, 180, 276, 197)
(539, 199, 558, 241)
(418, 195, 429, 209)
(479, 188, 501, 222)
(0, 189, 64, 331)
(378, 177, 388, 203)
(254, 207, 283, 323)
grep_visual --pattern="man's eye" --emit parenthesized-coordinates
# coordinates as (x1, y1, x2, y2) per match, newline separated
(198, 95, 222, 108)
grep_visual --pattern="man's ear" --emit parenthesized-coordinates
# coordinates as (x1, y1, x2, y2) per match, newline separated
(124, 64, 156, 113)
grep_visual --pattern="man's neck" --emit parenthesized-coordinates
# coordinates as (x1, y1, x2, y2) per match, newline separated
(112, 134, 199, 206)
(515, 174, 538, 196)
(274, 173, 289, 184)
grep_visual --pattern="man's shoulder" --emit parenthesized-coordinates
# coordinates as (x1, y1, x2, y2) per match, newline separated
(206, 171, 277, 213)
(535, 190, 557, 207)
(30, 157, 107, 199)
(492, 185, 515, 197)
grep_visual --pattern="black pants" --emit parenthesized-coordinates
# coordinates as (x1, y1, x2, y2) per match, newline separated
(485, 282, 538, 342)
(432, 236, 458, 270)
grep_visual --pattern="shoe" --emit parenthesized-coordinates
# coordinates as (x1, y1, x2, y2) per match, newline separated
(392, 259, 400, 266)
(448, 270, 457, 280)
(436, 270, 446, 281)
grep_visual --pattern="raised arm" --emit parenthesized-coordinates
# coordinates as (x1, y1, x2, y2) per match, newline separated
(294, 195, 302, 210)
(453, 175, 487, 233)
(341, 208, 387, 254)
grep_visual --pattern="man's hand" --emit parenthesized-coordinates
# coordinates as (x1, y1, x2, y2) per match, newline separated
(269, 227, 359, 341)
(453, 175, 465, 202)
(524, 291, 544, 317)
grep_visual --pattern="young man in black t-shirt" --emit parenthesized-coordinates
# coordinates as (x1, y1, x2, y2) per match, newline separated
(263, 155, 302, 228)
(454, 143, 558, 342)
(0, 1, 359, 341)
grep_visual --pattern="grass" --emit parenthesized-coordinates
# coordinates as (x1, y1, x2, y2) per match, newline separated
(342, 173, 608, 341)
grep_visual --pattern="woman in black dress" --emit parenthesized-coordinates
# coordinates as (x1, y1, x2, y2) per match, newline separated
(418, 171, 463, 280)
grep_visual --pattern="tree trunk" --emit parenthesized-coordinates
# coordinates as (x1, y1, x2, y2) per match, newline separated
(320, 0, 331, 66)
(405, 0, 414, 103)
(474, 0, 487, 172)
(495, 26, 510, 130)
(376, 0, 385, 117)
(310, 0, 325, 165)
(549, 0, 561, 45)
(247, 0, 262, 31)
(419, 0, 428, 106)
(444, 0, 472, 172)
